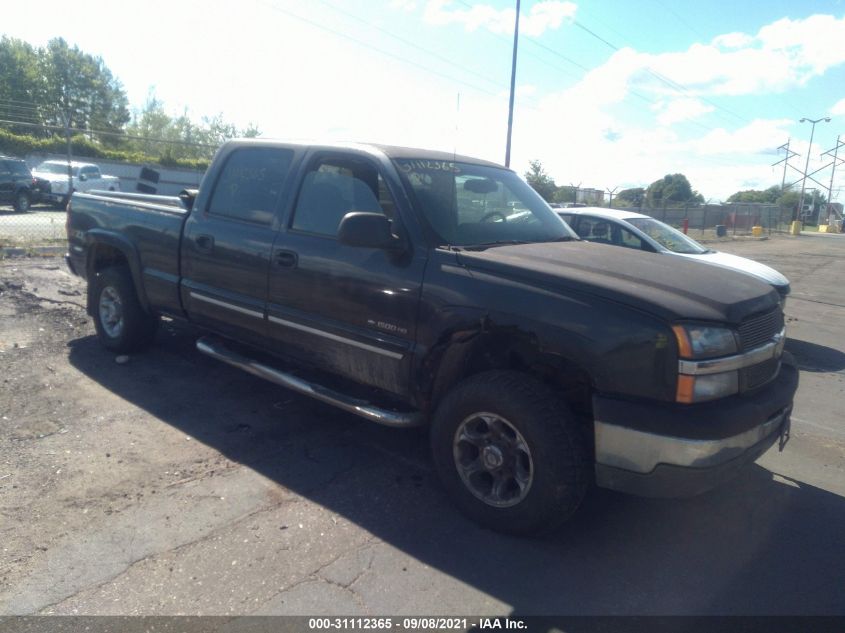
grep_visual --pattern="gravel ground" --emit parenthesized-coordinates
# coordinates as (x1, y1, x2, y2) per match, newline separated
(0, 234, 843, 616)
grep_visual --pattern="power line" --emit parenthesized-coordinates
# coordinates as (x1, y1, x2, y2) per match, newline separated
(256, 0, 502, 98)
(314, 0, 508, 92)
(0, 117, 218, 148)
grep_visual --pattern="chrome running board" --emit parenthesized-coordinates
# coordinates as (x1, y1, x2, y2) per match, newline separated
(196, 336, 424, 428)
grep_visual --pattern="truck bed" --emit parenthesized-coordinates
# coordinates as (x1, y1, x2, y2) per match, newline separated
(67, 191, 190, 317)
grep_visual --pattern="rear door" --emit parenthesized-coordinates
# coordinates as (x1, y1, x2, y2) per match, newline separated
(265, 150, 426, 397)
(181, 145, 299, 345)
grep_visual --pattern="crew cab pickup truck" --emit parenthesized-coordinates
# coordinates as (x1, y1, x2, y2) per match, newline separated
(34, 160, 120, 208)
(65, 140, 798, 535)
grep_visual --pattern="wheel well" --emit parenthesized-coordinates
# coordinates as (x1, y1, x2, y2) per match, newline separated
(433, 330, 595, 422)
(89, 244, 129, 274)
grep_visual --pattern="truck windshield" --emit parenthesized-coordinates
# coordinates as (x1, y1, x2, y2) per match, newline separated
(394, 159, 575, 247)
(626, 217, 709, 255)
(37, 162, 77, 176)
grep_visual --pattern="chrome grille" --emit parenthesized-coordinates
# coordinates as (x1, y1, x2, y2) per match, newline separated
(738, 309, 783, 351)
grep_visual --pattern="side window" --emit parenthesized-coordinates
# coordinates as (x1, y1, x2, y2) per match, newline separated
(618, 226, 646, 250)
(574, 216, 610, 242)
(291, 157, 391, 237)
(208, 148, 294, 225)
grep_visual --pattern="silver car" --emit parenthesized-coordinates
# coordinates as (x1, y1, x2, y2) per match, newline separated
(558, 207, 790, 302)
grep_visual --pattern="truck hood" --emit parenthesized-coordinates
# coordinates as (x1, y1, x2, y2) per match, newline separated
(674, 250, 790, 294)
(455, 241, 779, 324)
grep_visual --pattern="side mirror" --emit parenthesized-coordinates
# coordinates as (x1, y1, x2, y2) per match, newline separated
(338, 212, 402, 251)
(78, 174, 87, 182)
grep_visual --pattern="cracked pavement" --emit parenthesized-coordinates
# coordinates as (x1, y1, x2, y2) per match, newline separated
(1, 235, 844, 615)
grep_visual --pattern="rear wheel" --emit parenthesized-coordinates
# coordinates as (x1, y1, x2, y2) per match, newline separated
(430, 370, 589, 536)
(92, 266, 158, 353)
(13, 190, 31, 213)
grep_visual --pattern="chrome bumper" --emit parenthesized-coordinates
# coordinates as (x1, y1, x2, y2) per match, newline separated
(595, 406, 789, 475)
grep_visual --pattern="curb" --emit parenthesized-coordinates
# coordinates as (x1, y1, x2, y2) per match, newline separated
(0, 245, 66, 258)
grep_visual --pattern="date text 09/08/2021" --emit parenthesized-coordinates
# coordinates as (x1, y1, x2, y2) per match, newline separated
(308, 618, 527, 630)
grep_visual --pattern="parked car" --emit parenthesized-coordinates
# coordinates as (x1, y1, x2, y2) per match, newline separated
(65, 140, 797, 535)
(558, 207, 790, 302)
(0, 155, 39, 212)
(32, 160, 120, 208)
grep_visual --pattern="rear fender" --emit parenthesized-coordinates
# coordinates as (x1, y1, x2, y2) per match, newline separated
(85, 230, 150, 315)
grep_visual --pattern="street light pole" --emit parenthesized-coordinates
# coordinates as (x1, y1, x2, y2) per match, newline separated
(504, 0, 520, 168)
(797, 116, 830, 224)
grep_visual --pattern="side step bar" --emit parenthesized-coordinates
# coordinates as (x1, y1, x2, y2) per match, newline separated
(196, 336, 424, 428)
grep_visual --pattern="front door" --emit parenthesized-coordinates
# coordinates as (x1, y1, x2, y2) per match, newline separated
(266, 152, 426, 397)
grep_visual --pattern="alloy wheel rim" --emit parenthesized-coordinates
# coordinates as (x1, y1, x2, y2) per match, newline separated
(453, 412, 534, 508)
(98, 286, 124, 338)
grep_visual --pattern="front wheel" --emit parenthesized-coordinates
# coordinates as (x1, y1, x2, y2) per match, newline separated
(430, 370, 589, 536)
(92, 266, 158, 353)
(13, 191, 31, 213)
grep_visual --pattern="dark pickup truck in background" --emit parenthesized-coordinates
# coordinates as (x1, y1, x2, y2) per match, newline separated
(65, 140, 798, 535)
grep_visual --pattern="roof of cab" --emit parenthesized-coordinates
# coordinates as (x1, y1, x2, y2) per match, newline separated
(222, 138, 506, 170)
(557, 206, 653, 221)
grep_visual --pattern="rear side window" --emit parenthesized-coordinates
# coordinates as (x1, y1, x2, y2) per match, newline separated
(208, 148, 294, 225)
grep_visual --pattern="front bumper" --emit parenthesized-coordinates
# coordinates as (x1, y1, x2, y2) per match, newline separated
(593, 355, 798, 497)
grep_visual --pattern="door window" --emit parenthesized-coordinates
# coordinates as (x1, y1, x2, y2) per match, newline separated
(207, 148, 294, 225)
(291, 157, 391, 237)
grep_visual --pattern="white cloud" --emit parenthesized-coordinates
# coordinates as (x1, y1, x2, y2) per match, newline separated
(652, 98, 714, 126)
(423, 0, 576, 37)
(831, 97, 845, 116)
(688, 119, 793, 156)
(644, 14, 845, 96)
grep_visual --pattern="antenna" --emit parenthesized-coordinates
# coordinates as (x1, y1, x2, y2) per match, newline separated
(454, 92, 461, 159)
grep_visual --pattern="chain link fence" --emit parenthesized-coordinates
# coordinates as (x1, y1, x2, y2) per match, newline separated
(617, 203, 796, 239)
(0, 201, 69, 248)
(1, 154, 204, 249)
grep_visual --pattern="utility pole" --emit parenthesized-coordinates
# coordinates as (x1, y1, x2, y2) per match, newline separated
(504, 0, 520, 167)
(797, 117, 830, 224)
(605, 186, 618, 208)
(570, 182, 581, 205)
(60, 109, 74, 207)
(772, 139, 799, 194)
(821, 135, 844, 224)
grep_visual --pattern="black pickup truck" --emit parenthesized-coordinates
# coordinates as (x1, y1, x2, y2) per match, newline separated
(66, 140, 798, 535)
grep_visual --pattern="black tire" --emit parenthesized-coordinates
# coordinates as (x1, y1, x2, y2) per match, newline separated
(430, 370, 589, 536)
(13, 190, 31, 213)
(92, 266, 158, 353)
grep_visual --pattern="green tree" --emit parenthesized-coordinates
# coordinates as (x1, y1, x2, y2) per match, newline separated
(524, 160, 557, 202)
(615, 187, 645, 207)
(39, 38, 129, 145)
(726, 185, 782, 203)
(126, 92, 261, 161)
(645, 173, 704, 208)
(0, 37, 43, 136)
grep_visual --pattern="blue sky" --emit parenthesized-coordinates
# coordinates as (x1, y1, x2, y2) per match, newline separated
(4, 0, 845, 200)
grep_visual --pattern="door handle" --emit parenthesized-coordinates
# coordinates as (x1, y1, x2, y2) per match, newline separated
(274, 249, 298, 268)
(195, 234, 214, 253)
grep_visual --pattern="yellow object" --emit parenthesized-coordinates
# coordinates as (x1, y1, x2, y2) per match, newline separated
(790, 220, 801, 235)
(751, 225, 763, 236)
(818, 224, 830, 233)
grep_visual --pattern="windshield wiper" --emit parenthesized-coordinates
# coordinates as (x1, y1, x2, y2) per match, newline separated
(463, 240, 534, 251)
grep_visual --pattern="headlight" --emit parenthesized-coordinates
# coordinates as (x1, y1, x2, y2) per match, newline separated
(673, 324, 739, 403)
(672, 324, 737, 359)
